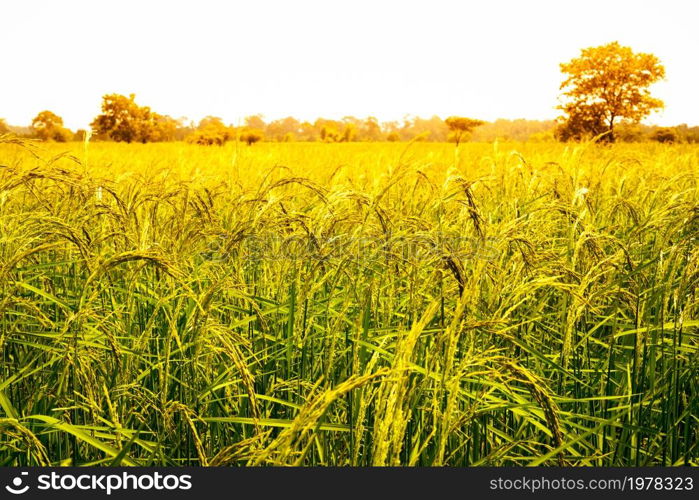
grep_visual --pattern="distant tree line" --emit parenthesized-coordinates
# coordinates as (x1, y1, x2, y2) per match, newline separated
(1, 42, 695, 146)
(4, 105, 697, 145)
(1, 96, 499, 145)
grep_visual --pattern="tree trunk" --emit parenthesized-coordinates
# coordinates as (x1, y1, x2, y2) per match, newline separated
(608, 115, 616, 143)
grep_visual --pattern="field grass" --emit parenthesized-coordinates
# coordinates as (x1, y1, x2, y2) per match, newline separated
(0, 137, 697, 466)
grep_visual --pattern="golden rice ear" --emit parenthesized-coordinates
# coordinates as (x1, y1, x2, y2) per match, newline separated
(499, 361, 565, 466)
(250, 369, 390, 466)
(0, 419, 50, 466)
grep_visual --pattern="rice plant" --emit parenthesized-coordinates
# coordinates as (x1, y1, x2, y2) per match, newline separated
(0, 137, 697, 466)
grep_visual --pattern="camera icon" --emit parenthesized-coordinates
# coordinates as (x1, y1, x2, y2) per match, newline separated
(5, 472, 30, 495)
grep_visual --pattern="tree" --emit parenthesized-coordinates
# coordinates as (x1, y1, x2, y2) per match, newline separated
(266, 117, 301, 141)
(445, 116, 485, 146)
(314, 118, 342, 142)
(359, 116, 383, 141)
(412, 115, 449, 142)
(651, 127, 677, 143)
(298, 121, 317, 141)
(91, 94, 143, 142)
(558, 42, 665, 142)
(91, 93, 178, 143)
(244, 115, 266, 131)
(342, 122, 357, 142)
(185, 116, 233, 145)
(198, 116, 227, 129)
(239, 129, 263, 146)
(147, 114, 181, 142)
(31, 111, 72, 142)
(554, 103, 607, 142)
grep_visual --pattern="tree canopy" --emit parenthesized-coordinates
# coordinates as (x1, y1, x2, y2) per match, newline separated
(444, 117, 485, 146)
(185, 116, 234, 145)
(91, 94, 179, 143)
(557, 41, 665, 142)
(31, 110, 72, 142)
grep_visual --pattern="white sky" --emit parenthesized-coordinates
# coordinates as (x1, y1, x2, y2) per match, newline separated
(1, 0, 697, 129)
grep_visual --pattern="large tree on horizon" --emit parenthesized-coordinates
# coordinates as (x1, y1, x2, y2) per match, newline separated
(91, 93, 179, 143)
(557, 41, 665, 142)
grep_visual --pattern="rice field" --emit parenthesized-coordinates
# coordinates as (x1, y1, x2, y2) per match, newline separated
(0, 137, 697, 466)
